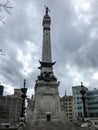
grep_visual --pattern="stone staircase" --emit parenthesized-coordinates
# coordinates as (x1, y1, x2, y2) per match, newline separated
(23, 121, 89, 130)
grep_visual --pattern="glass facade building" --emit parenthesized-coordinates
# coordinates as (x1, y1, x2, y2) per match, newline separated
(73, 86, 98, 121)
(86, 89, 98, 117)
(72, 86, 88, 121)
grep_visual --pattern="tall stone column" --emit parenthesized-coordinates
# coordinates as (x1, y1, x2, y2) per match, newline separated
(27, 7, 63, 122)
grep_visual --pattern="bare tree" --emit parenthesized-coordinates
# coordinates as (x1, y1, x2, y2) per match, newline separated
(0, 49, 5, 56)
(0, 0, 12, 24)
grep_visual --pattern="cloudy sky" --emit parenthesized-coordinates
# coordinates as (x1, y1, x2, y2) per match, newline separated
(0, 0, 98, 97)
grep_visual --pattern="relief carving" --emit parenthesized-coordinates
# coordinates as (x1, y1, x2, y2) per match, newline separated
(38, 71, 57, 82)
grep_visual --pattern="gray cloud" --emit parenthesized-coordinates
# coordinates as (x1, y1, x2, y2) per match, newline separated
(0, 0, 98, 96)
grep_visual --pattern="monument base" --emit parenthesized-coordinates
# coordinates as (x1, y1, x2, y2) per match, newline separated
(23, 120, 89, 130)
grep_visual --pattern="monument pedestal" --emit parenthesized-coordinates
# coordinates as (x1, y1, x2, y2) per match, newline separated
(32, 79, 63, 122)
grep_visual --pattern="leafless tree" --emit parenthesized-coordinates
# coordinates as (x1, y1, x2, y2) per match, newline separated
(0, 0, 12, 24)
(0, 49, 5, 56)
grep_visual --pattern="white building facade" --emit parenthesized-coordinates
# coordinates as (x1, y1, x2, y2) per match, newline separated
(60, 95, 74, 122)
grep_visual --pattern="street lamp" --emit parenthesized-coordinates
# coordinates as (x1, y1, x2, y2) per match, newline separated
(20, 79, 27, 122)
(80, 82, 87, 122)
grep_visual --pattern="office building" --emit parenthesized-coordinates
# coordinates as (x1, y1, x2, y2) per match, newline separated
(72, 85, 88, 121)
(14, 88, 22, 97)
(60, 95, 74, 122)
(0, 95, 22, 123)
(0, 85, 4, 95)
(86, 89, 98, 118)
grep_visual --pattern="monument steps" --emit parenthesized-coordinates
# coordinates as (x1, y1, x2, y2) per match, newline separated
(24, 121, 89, 130)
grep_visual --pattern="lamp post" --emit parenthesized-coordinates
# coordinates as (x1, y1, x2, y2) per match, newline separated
(20, 79, 27, 122)
(80, 82, 87, 122)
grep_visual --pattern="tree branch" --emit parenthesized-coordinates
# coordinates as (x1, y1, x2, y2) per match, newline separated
(0, 0, 12, 24)
(0, 15, 5, 24)
(0, 49, 5, 56)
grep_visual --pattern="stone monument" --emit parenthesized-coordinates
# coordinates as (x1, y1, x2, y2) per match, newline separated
(25, 7, 89, 130)
(26, 7, 64, 123)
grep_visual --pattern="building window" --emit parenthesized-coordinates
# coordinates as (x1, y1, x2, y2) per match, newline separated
(90, 113, 94, 117)
(95, 122, 98, 125)
(78, 112, 82, 117)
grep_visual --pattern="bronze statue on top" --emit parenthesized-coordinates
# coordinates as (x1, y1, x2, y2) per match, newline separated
(45, 6, 50, 15)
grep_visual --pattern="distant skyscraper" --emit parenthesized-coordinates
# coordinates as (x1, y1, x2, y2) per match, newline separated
(0, 85, 4, 95)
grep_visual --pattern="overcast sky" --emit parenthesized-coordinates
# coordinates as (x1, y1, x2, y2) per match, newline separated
(0, 0, 98, 97)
